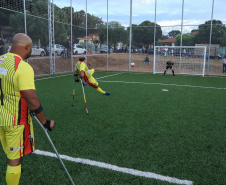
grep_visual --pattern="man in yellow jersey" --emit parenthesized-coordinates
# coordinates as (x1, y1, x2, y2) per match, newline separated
(74, 56, 111, 95)
(0, 33, 56, 185)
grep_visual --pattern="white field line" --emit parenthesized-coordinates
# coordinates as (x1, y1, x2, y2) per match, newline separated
(34, 149, 193, 185)
(96, 72, 124, 80)
(34, 72, 123, 82)
(98, 80, 226, 90)
(35, 74, 72, 81)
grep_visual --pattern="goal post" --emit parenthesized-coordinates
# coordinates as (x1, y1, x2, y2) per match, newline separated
(153, 46, 207, 76)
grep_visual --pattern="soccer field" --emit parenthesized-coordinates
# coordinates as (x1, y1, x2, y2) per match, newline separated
(0, 71, 226, 185)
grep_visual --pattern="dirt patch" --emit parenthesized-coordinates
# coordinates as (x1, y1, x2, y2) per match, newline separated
(28, 53, 225, 76)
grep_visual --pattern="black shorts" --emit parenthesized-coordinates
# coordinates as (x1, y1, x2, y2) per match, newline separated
(166, 65, 172, 69)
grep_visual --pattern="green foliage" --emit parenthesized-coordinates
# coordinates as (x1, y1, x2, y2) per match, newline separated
(159, 35, 169, 41)
(175, 33, 195, 46)
(168, 30, 181, 38)
(98, 21, 128, 46)
(0, 8, 11, 26)
(195, 20, 226, 45)
(132, 20, 162, 47)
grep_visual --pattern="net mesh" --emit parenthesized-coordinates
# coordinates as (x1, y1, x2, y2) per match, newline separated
(0, 1, 225, 76)
(154, 46, 206, 76)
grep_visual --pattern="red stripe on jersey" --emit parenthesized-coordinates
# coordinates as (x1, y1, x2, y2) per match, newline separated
(23, 123, 32, 155)
(13, 108, 17, 126)
(19, 92, 28, 124)
(84, 73, 98, 88)
(15, 56, 21, 71)
(20, 139, 22, 158)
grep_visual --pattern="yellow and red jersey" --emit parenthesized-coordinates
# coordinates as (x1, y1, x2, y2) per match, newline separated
(0, 53, 35, 127)
(75, 61, 92, 77)
(75, 61, 98, 88)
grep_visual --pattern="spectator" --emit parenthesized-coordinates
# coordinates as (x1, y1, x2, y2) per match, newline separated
(144, 55, 150, 63)
(117, 45, 120, 53)
(164, 51, 167, 58)
(171, 48, 174, 56)
(0, 36, 5, 55)
(142, 45, 145, 54)
(183, 49, 186, 57)
(222, 55, 226, 73)
(108, 43, 111, 54)
(66, 39, 71, 58)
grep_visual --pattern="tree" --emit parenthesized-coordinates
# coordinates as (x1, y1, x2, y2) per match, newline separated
(98, 21, 128, 47)
(132, 20, 162, 47)
(195, 20, 226, 45)
(168, 30, 181, 38)
(160, 35, 169, 40)
(174, 33, 195, 46)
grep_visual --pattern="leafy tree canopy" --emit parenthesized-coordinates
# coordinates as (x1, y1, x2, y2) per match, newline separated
(132, 20, 162, 47)
(195, 20, 226, 45)
(168, 30, 181, 38)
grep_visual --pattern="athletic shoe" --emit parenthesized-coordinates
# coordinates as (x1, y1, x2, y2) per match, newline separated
(104, 92, 111, 96)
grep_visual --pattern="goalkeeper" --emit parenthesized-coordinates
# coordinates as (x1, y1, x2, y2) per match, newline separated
(74, 56, 111, 96)
(164, 60, 175, 76)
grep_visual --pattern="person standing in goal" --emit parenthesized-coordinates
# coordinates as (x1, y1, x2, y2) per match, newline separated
(164, 60, 175, 76)
(74, 56, 111, 95)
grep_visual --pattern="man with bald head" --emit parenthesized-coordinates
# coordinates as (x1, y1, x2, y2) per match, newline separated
(0, 33, 55, 185)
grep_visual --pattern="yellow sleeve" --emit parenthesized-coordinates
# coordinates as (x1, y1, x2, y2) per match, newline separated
(17, 62, 35, 91)
(75, 61, 80, 71)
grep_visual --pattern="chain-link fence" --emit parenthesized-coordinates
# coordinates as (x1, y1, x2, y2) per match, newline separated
(0, 0, 225, 76)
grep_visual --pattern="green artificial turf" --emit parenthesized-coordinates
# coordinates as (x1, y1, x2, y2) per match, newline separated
(0, 72, 225, 185)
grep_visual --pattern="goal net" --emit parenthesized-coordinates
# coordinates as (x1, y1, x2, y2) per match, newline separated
(153, 46, 206, 76)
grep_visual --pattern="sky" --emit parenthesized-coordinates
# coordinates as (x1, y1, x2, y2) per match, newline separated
(54, 0, 226, 35)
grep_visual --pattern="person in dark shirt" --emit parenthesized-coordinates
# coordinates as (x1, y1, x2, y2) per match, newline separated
(144, 55, 150, 63)
(164, 60, 175, 76)
(0, 36, 5, 55)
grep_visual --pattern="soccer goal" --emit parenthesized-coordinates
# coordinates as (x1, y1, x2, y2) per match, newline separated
(153, 46, 207, 76)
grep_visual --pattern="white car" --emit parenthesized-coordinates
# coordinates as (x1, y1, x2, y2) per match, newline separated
(47, 44, 66, 56)
(7, 46, 11, 53)
(7, 45, 46, 56)
(32, 45, 46, 56)
(100, 46, 113, 53)
(73, 44, 86, 55)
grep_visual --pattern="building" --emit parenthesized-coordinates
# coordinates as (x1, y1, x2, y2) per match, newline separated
(158, 38, 175, 46)
(77, 34, 99, 45)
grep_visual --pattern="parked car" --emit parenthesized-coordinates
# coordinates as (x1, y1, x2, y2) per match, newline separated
(146, 48, 154, 55)
(7, 44, 46, 56)
(47, 44, 66, 56)
(100, 46, 108, 53)
(100, 46, 113, 53)
(32, 44, 46, 56)
(133, 47, 142, 53)
(73, 44, 86, 55)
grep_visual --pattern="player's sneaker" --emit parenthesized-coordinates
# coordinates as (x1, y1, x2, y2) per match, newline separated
(104, 92, 111, 96)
